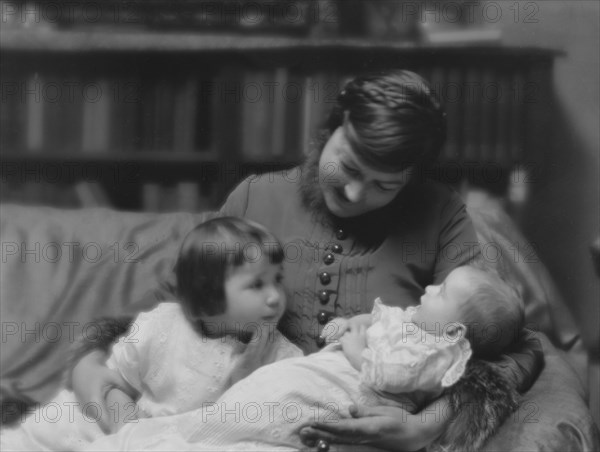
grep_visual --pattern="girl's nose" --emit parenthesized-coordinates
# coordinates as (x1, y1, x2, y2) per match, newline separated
(265, 287, 281, 308)
(344, 181, 365, 203)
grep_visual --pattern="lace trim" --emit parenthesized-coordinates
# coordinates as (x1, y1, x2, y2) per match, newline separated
(441, 338, 472, 387)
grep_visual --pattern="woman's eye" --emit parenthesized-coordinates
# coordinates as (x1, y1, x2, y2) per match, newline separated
(342, 164, 359, 176)
(375, 183, 397, 192)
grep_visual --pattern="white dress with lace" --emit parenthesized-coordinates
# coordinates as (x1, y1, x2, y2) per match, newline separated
(84, 298, 472, 452)
(0, 302, 302, 451)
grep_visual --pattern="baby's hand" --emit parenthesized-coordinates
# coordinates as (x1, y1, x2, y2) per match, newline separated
(340, 325, 367, 351)
(340, 325, 367, 370)
(321, 317, 350, 344)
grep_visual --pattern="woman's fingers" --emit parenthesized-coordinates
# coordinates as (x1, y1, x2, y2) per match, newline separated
(304, 416, 379, 439)
(349, 404, 407, 419)
(299, 425, 361, 446)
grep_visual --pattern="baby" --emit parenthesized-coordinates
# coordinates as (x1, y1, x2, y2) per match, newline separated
(1, 217, 302, 451)
(86, 265, 524, 451)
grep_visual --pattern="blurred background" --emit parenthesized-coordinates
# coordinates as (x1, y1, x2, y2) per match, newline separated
(0, 0, 598, 385)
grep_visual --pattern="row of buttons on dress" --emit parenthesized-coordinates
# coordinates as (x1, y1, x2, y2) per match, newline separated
(315, 228, 347, 348)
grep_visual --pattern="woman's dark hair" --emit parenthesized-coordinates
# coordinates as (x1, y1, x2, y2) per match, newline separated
(325, 70, 446, 172)
(174, 217, 284, 320)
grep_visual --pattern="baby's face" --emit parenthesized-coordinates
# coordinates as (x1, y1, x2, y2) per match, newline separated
(412, 267, 477, 335)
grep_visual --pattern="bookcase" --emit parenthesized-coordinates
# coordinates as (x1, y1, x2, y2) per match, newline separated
(0, 25, 560, 211)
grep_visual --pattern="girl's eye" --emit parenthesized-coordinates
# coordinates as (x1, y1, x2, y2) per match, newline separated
(251, 280, 264, 289)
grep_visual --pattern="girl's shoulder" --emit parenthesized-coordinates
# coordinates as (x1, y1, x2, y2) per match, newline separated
(272, 330, 304, 361)
(131, 302, 186, 332)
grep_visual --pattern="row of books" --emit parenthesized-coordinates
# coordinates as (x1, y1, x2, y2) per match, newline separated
(1, 72, 214, 156)
(418, 64, 529, 167)
(2, 65, 530, 165)
(142, 181, 216, 212)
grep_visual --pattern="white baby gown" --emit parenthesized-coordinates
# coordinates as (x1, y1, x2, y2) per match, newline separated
(85, 298, 472, 452)
(0, 302, 302, 451)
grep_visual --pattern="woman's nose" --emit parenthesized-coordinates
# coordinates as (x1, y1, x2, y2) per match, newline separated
(344, 181, 365, 203)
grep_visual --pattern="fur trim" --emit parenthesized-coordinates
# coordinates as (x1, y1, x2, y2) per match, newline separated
(428, 359, 520, 452)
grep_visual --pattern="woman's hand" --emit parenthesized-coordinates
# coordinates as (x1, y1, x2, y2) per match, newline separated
(71, 350, 139, 434)
(300, 399, 450, 452)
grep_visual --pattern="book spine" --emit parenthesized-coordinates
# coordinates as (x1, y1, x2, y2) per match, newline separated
(173, 76, 198, 153)
(25, 74, 44, 154)
(82, 78, 111, 154)
(270, 67, 288, 158)
(241, 69, 272, 161)
(462, 66, 482, 165)
(443, 67, 463, 164)
(495, 71, 511, 167)
(509, 70, 526, 166)
(479, 68, 497, 165)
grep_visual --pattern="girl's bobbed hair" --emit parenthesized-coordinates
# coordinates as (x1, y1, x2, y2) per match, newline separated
(174, 216, 284, 320)
(326, 70, 446, 173)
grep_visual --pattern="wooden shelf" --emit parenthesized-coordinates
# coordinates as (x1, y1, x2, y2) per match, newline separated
(0, 27, 562, 59)
(0, 151, 217, 164)
(0, 152, 300, 184)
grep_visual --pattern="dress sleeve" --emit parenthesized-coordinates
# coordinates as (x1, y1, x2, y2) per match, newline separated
(434, 192, 481, 284)
(106, 305, 168, 392)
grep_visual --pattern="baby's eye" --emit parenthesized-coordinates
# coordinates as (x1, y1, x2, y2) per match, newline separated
(275, 273, 284, 284)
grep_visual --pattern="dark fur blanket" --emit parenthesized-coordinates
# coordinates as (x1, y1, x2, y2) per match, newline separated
(428, 360, 520, 452)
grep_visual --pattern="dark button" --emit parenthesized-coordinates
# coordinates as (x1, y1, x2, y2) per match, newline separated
(317, 440, 330, 452)
(317, 310, 332, 325)
(332, 244, 343, 254)
(336, 229, 347, 240)
(318, 290, 330, 304)
(319, 272, 331, 285)
(323, 253, 335, 265)
(315, 335, 326, 348)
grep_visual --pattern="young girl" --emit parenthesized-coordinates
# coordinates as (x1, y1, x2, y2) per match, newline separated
(0, 217, 303, 451)
(85, 265, 525, 451)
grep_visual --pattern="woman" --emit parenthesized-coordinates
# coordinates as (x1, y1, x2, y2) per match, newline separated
(70, 70, 541, 451)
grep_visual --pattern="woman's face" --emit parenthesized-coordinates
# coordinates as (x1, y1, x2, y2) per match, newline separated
(318, 127, 412, 218)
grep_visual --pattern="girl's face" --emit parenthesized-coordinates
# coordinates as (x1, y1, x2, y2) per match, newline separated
(412, 267, 476, 336)
(318, 127, 412, 218)
(207, 256, 286, 336)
